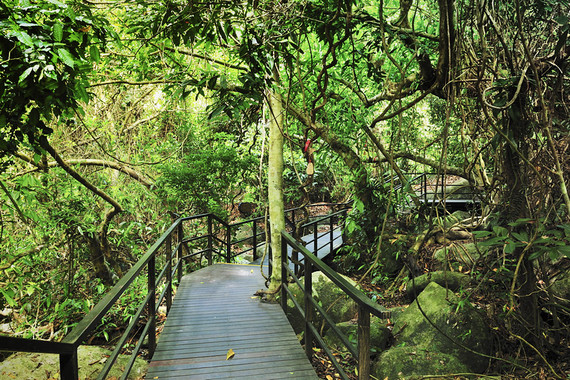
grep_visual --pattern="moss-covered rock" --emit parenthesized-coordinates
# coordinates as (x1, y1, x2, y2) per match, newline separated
(392, 282, 491, 373)
(323, 316, 391, 353)
(406, 271, 470, 299)
(285, 271, 358, 333)
(442, 210, 472, 228)
(372, 345, 471, 379)
(0, 345, 148, 380)
(434, 242, 489, 267)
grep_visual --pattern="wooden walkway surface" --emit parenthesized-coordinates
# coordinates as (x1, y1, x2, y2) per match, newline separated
(146, 264, 318, 379)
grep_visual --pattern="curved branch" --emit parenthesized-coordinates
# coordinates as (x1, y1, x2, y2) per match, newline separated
(38, 138, 123, 214)
(390, 151, 465, 178)
(153, 44, 248, 71)
(14, 154, 153, 188)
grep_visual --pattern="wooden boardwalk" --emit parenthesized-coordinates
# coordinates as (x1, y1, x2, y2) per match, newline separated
(146, 264, 318, 379)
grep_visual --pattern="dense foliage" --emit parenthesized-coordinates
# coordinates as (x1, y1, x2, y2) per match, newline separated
(1, 0, 570, 377)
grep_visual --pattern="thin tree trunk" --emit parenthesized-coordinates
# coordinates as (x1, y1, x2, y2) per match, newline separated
(266, 74, 285, 299)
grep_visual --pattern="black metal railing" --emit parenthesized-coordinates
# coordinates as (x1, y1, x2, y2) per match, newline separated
(280, 231, 390, 380)
(393, 172, 483, 211)
(0, 202, 350, 380)
(0, 218, 184, 380)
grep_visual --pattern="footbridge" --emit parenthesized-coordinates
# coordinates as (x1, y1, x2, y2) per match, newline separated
(0, 176, 482, 380)
(0, 203, 391, 380)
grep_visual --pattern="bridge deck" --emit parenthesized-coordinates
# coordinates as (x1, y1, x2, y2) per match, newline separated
(146, 264, 318, 379)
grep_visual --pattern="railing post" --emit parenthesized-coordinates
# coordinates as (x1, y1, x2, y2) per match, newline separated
(423, 174, 427, 203)
(357, 304, 371, 380)
(252, 220, 257, 261)
(329, 213, 333, 255)
(280, 234, 288, 313)
(304, 259, 313, 359)
(59, 350, 78, 380)
(226, 222, 231, 263)
(166, 233, 172, 312)
(177, 222, 183, 283)
(148, 255, 156, 357)
(313, 223, 318, 259)
(207, 215, 213, 266)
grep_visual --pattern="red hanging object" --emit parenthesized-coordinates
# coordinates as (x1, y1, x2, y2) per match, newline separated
(303, 139, 312, 153)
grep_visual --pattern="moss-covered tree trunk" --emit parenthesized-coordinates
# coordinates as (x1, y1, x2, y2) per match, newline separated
(266, 74, 285, 299)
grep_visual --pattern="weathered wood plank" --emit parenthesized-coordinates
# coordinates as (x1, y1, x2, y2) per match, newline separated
(146, 264, 318, 379)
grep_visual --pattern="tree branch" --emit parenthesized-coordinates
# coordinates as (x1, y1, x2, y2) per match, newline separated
(38, 138, 123, 214)
(14, 154, 153, 188)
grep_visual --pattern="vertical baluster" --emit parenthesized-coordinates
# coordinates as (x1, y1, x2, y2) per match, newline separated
(329, 213, 333, 255)
(280, 234, 288, 313)
(59, 350, 78, 380)
(148, 255, 156, 357)
(177, 221, 183, 282)
(357, 305, 371, 380)
(207, 215, 213, 266)
(313, 222, 318, 260)
(304, 259, 313, 359)
(226, 222, 231, 263)
(252, 220, 257, 261)
(166, 233, 172, 313)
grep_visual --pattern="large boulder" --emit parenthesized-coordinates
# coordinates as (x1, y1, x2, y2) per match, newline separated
(284, 271, 358, 333)
(372, 345, 471, 379)
(0, 345, 148, 380)
(441, 210, 472, 228)
(406, 271, 470, 299)
(389, 282, 492, 373)
(434, 242, 490, 268)
(323, 316, 391, 354)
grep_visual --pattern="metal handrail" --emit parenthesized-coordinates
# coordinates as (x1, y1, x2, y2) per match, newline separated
(0, 203, 350, 379)
(280, 231, 390, 380)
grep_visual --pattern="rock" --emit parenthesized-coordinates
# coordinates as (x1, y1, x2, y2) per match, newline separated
(445, 178, 473, 200)
(442, 210, 472, 228)
(285, 271, 358, 333)
(406, 271, 471, 299)
(323, 316, 391, 354)
(433, 242, 489, 267)
(234, 252, 254, 263)
(391, 282, 492, 373)
(0, 345, 148, 380)
(372, 345, 471, 379)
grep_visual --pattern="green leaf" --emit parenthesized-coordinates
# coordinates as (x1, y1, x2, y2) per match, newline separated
(18, 66, 34, 84)
(472, 230, 492, 238)
(511, 231, 528, 243)
(15, 30, 34, 46)
(0, 288, 16, 307)
(89, 45, 100, 63)
(53, 23, 63, 42)
(504, 240, 516, 254)
(57, 48, 75, 68)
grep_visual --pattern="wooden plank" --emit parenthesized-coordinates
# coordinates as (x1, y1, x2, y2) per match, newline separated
(147, 264, 318, 379)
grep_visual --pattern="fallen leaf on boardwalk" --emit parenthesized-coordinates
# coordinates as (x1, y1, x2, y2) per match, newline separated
(226, 348, 235, 360)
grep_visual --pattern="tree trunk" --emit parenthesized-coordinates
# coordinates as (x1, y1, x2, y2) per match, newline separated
(266, 77, 285, 299)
